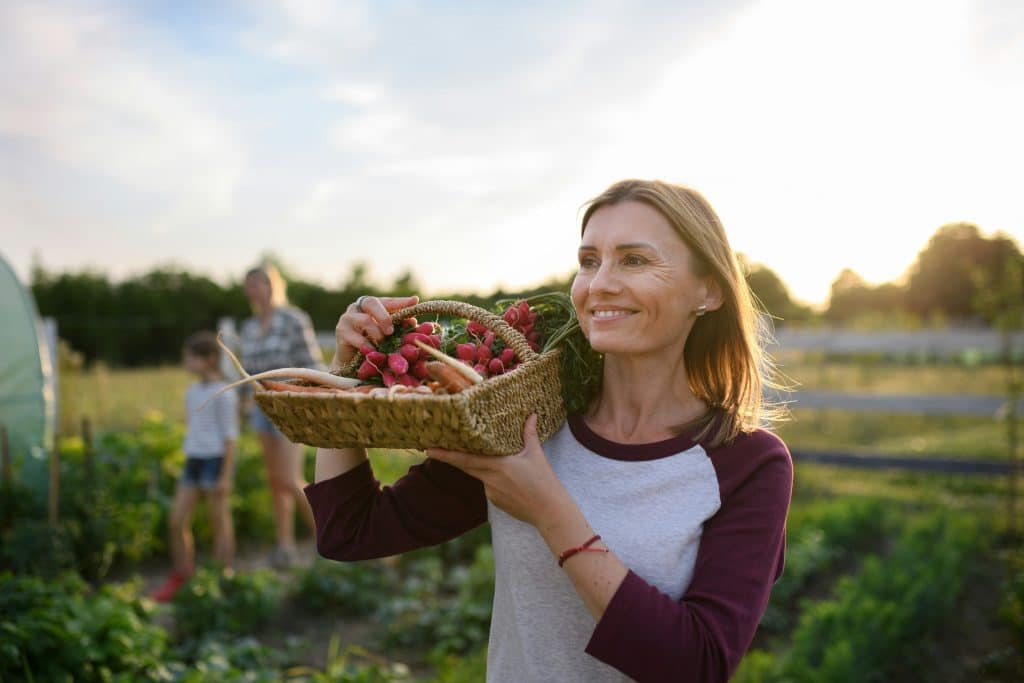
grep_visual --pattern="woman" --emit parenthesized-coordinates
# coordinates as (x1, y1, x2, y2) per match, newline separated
(240, 262, 325, 568)
(305, 180, 793, 682)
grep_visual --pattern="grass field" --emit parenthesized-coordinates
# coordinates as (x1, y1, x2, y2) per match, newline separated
(60, 360, 1017, 463)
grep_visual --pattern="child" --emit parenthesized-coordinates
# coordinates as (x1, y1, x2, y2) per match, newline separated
(151, 331, 239, 602)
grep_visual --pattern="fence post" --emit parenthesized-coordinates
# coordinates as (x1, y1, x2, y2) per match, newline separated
(82, 417, 95, 484)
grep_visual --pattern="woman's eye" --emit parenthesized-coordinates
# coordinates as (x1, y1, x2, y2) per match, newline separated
(623, 254, 647, 266)
(579, 257, 598, 268)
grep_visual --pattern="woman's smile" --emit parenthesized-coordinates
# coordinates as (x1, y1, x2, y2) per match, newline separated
(591, 308, 636, 323)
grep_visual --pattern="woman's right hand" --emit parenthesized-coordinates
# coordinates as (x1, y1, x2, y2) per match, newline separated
(331, 294, 420, 371)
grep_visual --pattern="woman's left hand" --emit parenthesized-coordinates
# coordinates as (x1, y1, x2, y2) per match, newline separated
(427, 414, 571, 529)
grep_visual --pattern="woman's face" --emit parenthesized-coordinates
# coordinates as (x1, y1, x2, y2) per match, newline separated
(244, 272, 272, 311)
(570, 200, 714, 358)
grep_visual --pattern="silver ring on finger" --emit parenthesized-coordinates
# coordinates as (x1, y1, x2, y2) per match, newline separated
(355, 295, 369, 313)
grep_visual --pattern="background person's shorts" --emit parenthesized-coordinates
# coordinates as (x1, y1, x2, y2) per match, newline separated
(180, 456, 225, 490)
(249, 403, 287, 439)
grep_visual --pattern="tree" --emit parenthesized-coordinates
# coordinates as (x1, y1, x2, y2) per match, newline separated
(905, 223, 1022, 320)
(825, 269, 905, 324)
(742, 259, 809, 323)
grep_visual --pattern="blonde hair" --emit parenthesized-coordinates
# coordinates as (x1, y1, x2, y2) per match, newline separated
(580, 179, 786, 447)
(246, 262, 289, 308)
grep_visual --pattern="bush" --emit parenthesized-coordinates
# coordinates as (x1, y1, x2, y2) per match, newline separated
(776, 512, 982, 682)
(761, 498, 887, 633)
(380, 544, 495, 658)
(292, 558, 398, 617)
(1000, 551, 1024, 653)
(0, 572, 168, 682)
(172, 567, 283, 643)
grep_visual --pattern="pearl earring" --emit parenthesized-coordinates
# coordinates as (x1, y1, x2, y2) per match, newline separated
(696, 304, 708, 317)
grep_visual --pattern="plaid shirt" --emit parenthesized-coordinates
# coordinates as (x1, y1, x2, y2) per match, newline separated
(239, 306, 326, 376)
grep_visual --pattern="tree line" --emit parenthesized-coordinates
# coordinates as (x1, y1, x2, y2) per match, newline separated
(30, 223, 1022, 366)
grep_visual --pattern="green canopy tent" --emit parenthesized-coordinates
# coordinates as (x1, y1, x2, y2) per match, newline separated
(0, 252, 56, 489)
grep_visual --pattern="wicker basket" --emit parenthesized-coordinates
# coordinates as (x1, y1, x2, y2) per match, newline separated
(254, 300, 566, 455)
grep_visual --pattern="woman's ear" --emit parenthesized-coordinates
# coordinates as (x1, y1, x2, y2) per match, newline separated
(703, 277, 726, 313)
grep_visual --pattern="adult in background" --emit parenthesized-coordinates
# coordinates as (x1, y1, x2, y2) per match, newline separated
(307, 180, 793, 681)
(240, 262, 325, 568)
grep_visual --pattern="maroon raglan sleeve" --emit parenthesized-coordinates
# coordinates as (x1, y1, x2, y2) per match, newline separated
(585, 430, 793, 683)
(303, 457, 488, 560)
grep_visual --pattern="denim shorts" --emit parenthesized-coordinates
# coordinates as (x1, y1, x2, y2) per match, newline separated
(180, 456, 225, 490)
(249, 404, 287, 439)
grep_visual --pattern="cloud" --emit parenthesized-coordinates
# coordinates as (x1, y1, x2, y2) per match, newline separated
(0, 1, 243, 215)
(242, 0, 376, 66)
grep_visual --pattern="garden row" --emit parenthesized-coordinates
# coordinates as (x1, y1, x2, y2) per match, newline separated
(734, 481, 1022, 682)
(2, 527, 494, 682)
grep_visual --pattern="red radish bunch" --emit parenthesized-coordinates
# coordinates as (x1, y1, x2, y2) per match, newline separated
(356, 320, 442, 388)
(501, 300, 542, 351)
(459, 301, 541, 379)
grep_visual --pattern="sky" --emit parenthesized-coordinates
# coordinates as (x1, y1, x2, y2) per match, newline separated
(2, 0, 1022, 308)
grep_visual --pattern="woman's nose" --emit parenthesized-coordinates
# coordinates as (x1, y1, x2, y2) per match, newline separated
(588, 261, 622, 295)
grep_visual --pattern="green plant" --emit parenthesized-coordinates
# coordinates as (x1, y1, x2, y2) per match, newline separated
(0, 572, 168, 682)
(380, 544, 494, 658)
(1000, 552, 1024, 652)
(760, 498, 887, 634)
(172, 567, 283, 642)
(776, 512, 982, 682)
(292, 558, 397, 616)
(294, 641, 412, 682)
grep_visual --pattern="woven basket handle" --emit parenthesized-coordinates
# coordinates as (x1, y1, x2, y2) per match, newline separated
(336, 299, 538, 377)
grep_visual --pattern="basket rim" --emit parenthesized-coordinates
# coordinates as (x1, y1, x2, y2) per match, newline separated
(257, 346, 562, 400)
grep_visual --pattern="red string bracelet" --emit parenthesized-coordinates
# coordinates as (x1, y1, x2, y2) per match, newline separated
(558, 534, 609, 568)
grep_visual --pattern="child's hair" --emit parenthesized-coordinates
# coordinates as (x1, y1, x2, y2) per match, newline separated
(184, 331, 220, 361)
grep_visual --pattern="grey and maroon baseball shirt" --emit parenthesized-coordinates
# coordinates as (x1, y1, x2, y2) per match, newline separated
(305, 413, 793, 683)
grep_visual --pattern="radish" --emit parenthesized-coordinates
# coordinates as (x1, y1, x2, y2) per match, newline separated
(483, 331, 495, 348)
(477, 344, 492, 363)
(411, 359, 429, 379)
(466, 321, 487, 337)
(456, 343, 477, 362)
(398, 372, 421, 387)
(402, 332, 430, 347)
(400, 344, 420, 362)
(500, 348, 516, 365)
(357, 360, 378, 380)
(360, 342, 375, 356)
(388, 352, 409, 375)
(488, 358, 505, 375)
(415, 322, 436, 335)
(381, 370, 397, 388)
(502, 307, 520, 325)
(366, 350, 387, 367)
(474, 363, 487, 376)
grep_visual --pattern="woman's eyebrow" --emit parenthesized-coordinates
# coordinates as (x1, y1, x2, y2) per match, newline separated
(578, 242, 659, 252)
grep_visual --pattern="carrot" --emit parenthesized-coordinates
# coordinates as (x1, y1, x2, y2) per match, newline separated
(197, 367, 360, 411)
(412, 340, 484, 385)
(261, 380, 348, 394)
(424, 361, 476, 393)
